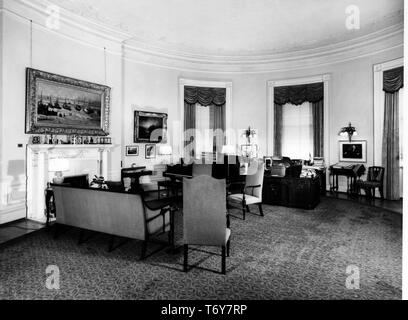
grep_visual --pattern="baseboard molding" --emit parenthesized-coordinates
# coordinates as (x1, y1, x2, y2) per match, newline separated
(0, 204, 26, 225)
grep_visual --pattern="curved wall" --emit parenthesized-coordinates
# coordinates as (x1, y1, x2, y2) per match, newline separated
(0, 0, 404, 222)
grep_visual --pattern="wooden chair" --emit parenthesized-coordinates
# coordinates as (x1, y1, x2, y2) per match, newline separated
(140, 190, 178, 259)
(227, 160, 265, 220)
(183, 176, 231, 275)
(356, 166, 385, 200)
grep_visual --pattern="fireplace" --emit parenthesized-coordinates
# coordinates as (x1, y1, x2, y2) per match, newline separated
(26, 144, 116, 222)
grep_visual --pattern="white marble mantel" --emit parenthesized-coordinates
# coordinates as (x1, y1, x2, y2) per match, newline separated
(26, 144, 117, 222)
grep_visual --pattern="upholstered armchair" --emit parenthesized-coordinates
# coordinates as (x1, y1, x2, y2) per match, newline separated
(227, 160, 265, 220)
(356, 166, 385, 199)
(183, 175, 231, 274)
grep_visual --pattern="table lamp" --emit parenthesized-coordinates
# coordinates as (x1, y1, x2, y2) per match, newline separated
(49, 158, 69, 184)
(158, 145, 173, 164)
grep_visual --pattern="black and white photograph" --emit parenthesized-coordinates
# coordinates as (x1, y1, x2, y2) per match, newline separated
(145, 144, 156, 159)
(339, 141, 367, 162)
(0, 0, 406, 307)
(125, 145, 139, 156)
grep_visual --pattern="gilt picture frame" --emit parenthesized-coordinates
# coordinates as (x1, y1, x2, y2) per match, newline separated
(25, 68, 111, 135)
(134, 111, 168, 143)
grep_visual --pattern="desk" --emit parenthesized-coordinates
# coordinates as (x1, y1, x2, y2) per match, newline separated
(329, 164, 365, 194)
(263, 174, 320, 209)
(121, 167, 153, 191)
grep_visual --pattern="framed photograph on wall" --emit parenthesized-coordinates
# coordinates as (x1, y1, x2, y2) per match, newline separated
(25, 68, 111, 135)
(126, 146, 139, 157)
(134, 111, 168, 143)
(339, 140, 367, 163)
(145, 144, 156, 159)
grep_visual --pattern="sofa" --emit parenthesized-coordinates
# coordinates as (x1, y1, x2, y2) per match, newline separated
(52, 185, 172, 257)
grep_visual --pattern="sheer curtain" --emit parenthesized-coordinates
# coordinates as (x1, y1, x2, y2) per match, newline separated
(195, 103, 213, 158)
(281, 102, 314, 159)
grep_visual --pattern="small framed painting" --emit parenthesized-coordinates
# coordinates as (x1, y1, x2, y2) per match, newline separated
(145, 144, 156, 159)
(339, 140, 367, 163)
(126, 146, 139, 156)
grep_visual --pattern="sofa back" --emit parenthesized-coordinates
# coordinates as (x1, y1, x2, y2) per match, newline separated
(53, 185, 146, 240)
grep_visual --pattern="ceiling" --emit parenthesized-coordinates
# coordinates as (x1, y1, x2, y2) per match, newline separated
(48, 0, 403, 56)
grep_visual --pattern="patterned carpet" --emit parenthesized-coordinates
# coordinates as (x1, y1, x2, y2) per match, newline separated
(0, 197, 402, 300)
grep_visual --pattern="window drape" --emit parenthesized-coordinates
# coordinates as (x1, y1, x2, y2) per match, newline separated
(383, 66, 403, 93)
(184, 86, 226, 160)
(274, 82, 324, 158)
(382, 66, 403, 200)
(312, 99, 324, 157)
(184, 86, 226, 106)
(273, 104, 283, 156)
(274, 83, 323, 106)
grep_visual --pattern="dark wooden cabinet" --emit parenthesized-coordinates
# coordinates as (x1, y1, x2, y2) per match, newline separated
(263, 175, 321, 209)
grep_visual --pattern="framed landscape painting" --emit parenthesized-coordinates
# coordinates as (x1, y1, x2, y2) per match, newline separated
(25, 68, 111, 135)
(339, 140, 367, 163)
(134, 111, 167, 143)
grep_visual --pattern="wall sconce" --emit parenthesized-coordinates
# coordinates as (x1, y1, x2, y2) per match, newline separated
(339, 122, 358, 142)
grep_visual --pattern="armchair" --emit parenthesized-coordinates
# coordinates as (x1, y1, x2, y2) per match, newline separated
(227, 160, 265, 220)
(183, 175, 231, 274)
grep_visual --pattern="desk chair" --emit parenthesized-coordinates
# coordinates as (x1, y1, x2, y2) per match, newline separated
(183, 176, 231, 274)
(227, 160, 265, 220)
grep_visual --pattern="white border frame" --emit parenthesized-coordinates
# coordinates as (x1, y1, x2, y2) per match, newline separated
(339, 140, 367, 163)
(267, 74, 331, 161)
(373, 58, 403, 166)
(178, 78, 232, 157)
(125, 145, 139, 157)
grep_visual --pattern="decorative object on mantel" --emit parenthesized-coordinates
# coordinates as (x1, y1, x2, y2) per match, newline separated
(126, 146, 139, 157)
(145, 144, 156, 159)
(49, 158, 69, 184)
(25, 68, 111, 136)
(338, 122, 358, 142)
(339, 140, 367, 163)
(134, 111, 168, 143)
(31, 136, 41, 144)
(90, 175, 108, 189)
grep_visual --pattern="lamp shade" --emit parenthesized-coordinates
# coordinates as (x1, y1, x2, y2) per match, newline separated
(158, 145, 173, 156)
(221, 145, 235, 154)
(49, 158, 69, 172)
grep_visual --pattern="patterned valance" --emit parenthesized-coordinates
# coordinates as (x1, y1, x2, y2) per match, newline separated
(184, 86, 226, 106)
(383, 67, 404, 93)
(274, 82, 323, 106)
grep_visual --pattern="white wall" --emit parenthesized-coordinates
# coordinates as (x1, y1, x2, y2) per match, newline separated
(0, 1, 403, 223)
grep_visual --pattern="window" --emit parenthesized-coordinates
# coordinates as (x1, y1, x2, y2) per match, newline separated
(281, 102, 314, 160)
(195, 103, 213, 158)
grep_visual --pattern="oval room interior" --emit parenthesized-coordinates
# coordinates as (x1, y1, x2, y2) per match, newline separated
(0, 0, 405, 300)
